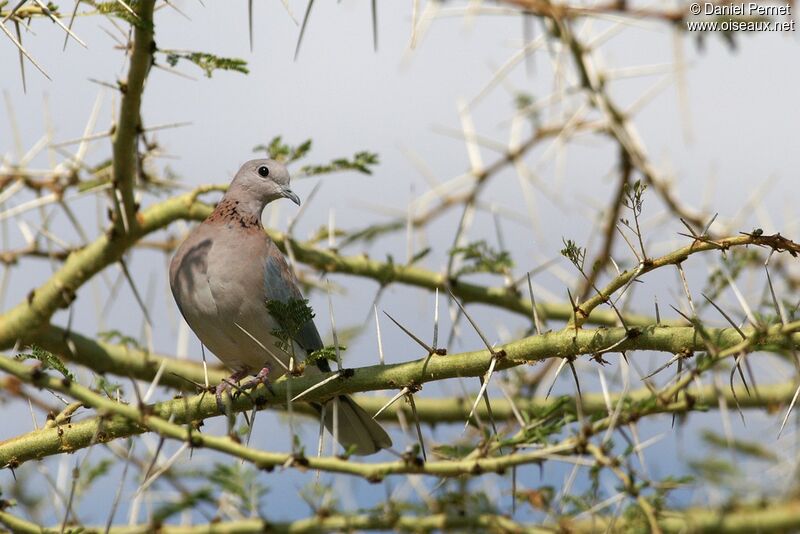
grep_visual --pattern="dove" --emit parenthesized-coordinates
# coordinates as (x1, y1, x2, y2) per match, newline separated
(169, 159, 391, 455)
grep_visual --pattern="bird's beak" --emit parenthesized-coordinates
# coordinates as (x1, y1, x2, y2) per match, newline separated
(282, 188, 301, 206)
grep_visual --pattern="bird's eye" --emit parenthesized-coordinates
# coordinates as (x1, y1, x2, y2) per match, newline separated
(257, 165, 270, 178)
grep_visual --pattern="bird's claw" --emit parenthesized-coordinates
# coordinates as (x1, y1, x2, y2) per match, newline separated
(214, 367, 274, 413)
(214, 369, 250, 413)
(239, 366, 274, 396)
(215, 389, 225, 414)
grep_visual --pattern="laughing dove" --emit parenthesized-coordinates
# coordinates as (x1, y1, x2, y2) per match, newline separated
(169, 159, 392, 455)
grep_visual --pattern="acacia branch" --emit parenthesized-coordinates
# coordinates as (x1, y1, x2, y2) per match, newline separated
(578, 150, 631, 301)
(23, 323, 798, 423)
(3, 366, 795, 466)
(110, 0, 156, 233)
(549, 16, 706, 228)
(3, 164, 792, 352)
(2, 321, 798, 474)
(0, 188, 215, 349)
(575, 233, 800, 327)
(357, 379, 799, 423)
(24, 324, 227, 390)
(0, 181, 656, 354)
(3, 490, 800, 533)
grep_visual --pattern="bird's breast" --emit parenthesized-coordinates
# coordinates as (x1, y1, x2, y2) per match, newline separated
(171, 223, 284, 372)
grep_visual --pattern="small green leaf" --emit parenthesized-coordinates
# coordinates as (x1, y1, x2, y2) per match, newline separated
(94, 376, 122, 398)
(700, 430, 779, 462)
(209, 463, 268, 509)
(432, 444, 473, 460)
(98, 330, 146, 353)
(688, 456, 740, 485)
(450, 240, 513, 277)
(266, 298, 315, 355)
(622, 179, 647, 215)
(78, 459, 114, 493)
(300, 151, 379, 176)
(410, 247, 432, 265)
(15, 346, 75, 381)
(254, 137, 313, 164)
(307, 346, 345, 366)
(560, 238, 586, 271)
(152, 488, 214, 523)
(83, 1, 147, 26)
(163, 51, 248, 78)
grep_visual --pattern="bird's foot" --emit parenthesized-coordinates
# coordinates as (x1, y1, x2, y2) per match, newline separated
(239, 366, 274, 396)
(215, 369, 251, 413)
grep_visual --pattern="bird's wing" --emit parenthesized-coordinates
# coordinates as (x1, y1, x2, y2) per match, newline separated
(170, 230, 221, 327)
(263, 245, 325, 354)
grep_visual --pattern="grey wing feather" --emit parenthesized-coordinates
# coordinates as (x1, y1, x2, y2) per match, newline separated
(263, 252, 324, 352)
(317, 396, 393, 455)
(264, 246, 391, 455)
(170, 235, 219, 320)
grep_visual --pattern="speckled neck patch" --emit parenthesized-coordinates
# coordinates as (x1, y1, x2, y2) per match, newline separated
(206, 198, 261, 230)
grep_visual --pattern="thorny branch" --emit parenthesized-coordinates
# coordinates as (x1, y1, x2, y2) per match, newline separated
(2, 319, 799, 471)
(110, 0, 156, 235)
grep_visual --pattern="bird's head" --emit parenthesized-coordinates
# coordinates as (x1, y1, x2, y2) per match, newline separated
(227, 158, 301, 210)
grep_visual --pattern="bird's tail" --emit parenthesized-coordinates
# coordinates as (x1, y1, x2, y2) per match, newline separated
(315, 395, 392, 456)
